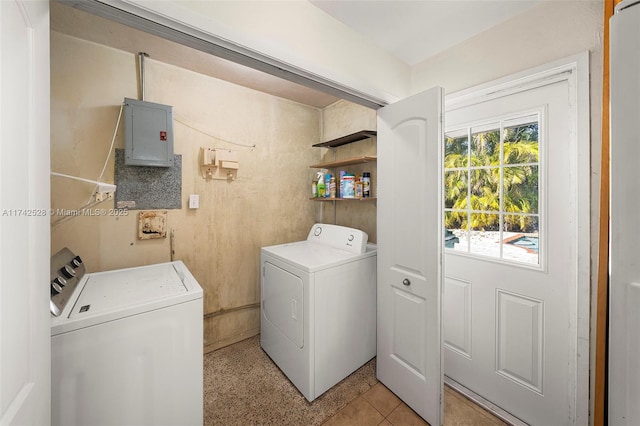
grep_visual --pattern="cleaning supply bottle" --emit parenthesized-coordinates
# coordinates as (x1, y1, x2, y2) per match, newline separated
(312, 179, 318, 198)
(329, 176, 336, 198)
(362, 172, 371, 198)
(325, 173, 332, 198)
(342, 173, 355, 198)
(316, 171, 326, 198)
(355, 175, 363, 198)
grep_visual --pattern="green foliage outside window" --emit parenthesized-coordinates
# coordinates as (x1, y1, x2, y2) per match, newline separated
(444, 122, 539, 233)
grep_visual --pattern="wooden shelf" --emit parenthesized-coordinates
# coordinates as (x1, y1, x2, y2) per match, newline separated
(310, 130, 377, 204)
(310, 155, 376, 169)
(309, 197, 377, 202)
(312, 130, 377, 148)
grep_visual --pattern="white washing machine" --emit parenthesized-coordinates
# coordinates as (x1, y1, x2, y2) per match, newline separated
(50, 248, 203, 426)
(260, 223, 377, 402)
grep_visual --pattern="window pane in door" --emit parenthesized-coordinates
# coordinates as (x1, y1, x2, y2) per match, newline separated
(471, 126, 499, 166)
(470, 168, 499, 211)
(445, 170, 468, 209)
(503, 120, 539, 164)
(469, 213, 500, 258)
(445, 130, 469, 167)
(445, 211, 466, 251)
(503, 165, 539, 214)
(503, 215, 539, 264)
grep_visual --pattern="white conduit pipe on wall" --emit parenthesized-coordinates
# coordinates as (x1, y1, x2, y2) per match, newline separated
(138, 52, 149, 101)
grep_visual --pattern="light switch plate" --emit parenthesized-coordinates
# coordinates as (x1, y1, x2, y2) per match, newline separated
(189, 194, 199, 209)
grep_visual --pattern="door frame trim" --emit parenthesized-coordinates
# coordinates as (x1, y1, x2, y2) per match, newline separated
(444, 52, 590, 425)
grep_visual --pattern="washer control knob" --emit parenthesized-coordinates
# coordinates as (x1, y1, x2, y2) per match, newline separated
(313, 226, 322, 236)
(60, 265, 76, 279)
(53, 276, 67, 287)
(348, 234, 354, 241)
(71, 255, 83, 268)
(51, 281, 63, 295)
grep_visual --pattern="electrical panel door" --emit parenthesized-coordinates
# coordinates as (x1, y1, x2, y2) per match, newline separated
(124, 98, 174, 167)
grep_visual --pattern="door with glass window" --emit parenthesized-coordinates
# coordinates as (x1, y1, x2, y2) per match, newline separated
(443, 78, 579, 425)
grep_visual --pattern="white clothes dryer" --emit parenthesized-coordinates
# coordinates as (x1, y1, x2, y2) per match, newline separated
(50, 248, 203, 426)
(260, 223, 377, 401)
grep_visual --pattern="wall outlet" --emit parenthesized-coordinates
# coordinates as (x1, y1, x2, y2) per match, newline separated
(95, 183, 116, 202)
(95, 191, 114, 202)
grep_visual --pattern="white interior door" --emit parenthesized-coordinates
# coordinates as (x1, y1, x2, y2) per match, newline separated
(443, 60, 588, 425)
(0, 1, 51, 424)
(377, 87, 444, 425)
(609, 2, 640, 424)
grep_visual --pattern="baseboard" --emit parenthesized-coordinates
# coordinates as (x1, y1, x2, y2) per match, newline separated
(203, 327, 260, 354)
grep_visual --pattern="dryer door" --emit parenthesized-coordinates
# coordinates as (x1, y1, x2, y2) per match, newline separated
(262, 261, 304, 348)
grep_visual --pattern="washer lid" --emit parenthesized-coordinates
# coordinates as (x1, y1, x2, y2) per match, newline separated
(51, 261, 203, 336)
(68, 262, 187, 319)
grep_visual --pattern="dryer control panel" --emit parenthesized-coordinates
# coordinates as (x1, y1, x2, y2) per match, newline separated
(306, 223, 368, 254)
(50, 247, 86, 317)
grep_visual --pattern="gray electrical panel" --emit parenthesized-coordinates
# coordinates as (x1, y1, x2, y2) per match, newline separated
(124, 98, 174, 167)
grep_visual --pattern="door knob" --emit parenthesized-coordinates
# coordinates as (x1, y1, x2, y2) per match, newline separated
(402, 278, 411, 286)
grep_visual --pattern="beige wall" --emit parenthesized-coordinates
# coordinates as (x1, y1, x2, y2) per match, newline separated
(51, 32, 323, 351)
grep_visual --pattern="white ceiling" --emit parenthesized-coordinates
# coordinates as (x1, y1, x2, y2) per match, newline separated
(310, 0, 542, 65)
(51, 0, 542, 108)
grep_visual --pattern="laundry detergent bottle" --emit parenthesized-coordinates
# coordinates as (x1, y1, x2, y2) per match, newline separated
(316, 172, 326, 198)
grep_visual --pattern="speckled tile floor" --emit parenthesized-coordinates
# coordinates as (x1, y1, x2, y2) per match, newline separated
(203, 335, 508, 426)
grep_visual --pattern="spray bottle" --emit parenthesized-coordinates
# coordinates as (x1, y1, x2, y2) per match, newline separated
(316, 171, 326, 198)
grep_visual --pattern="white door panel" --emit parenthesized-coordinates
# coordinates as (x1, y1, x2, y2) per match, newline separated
(377, 87, 443, 425)
(443, 276, 471, 357)
(0, 0, 51, 424)
(391, 288, 427, 376)
(444, 70, 583, 425)
(610, 2, 640, 424)
(495, 290, 544, 393)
